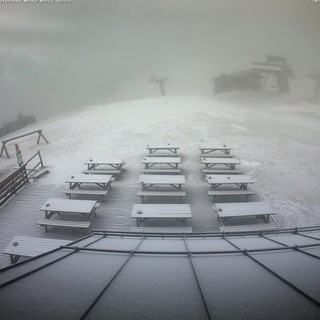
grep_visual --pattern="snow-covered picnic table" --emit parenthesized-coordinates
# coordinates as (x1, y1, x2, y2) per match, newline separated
(213, 202, 276, 224)
(146, 144, 179, 154)
(137, 174, 186, 203)
(199, 144, 233, 154)
(142, 156, 181, 169)
(3, 236, 70, 264)
(138, 174, 185, 190)
(206, 174, 256, 190)
(84, 158, 125, 170)
(82, 159, 126, 176)
(199, 144, 234, 157)
(131, 203, 192, 226)
(65, 174, 113, 190)
(39, 198, 97, 220)
(201, 157, 240, 169)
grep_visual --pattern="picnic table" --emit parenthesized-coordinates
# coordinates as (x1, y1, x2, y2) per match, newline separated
(3, 236, 70, 264)
(199, 144, 233, 154)
(201, 157, 240, 169)
(40, 198, 97, 220)
(142, 157, 181, 169)
(65, 174, 113, 190)
(137, 175, 186, 203)
(84, 158, 125, 170)
(206, 174, 255, 190)
(199, 144, 234, 158)
(131, 204, 192, 226)
(146, 144, 179, 154)
(138, 174, 186, 190)
(213, 202, 276, 224)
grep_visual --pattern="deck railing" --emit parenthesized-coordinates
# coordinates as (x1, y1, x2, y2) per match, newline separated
(0, 165, 28, 208)
(24, 150, 44, 178)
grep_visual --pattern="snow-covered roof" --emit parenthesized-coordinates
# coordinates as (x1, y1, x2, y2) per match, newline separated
(213, 70, 263, 81)
(1, 227, 320, 319)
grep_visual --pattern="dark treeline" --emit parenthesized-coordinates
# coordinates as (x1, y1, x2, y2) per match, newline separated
(0, 113, 37, 138)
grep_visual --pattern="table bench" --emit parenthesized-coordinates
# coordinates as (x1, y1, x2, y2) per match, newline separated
(203, 169, 242, 174)
(200, 153, 234, 158)
(137, 191, 186, 203)
(3, 235, 70, 264)
(37, 219, 91, 233)
(141, 168, 181, 174)
(131, 204, 192, 226)
(63, 189, 109, 202)
(146, 153, 181, 157)
(82, 169, 121, 176)
(219, 222, 278, 233)
(208, 190, 256, 202)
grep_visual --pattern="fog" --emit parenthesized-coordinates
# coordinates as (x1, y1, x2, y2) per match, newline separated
(1, 0, 320, 125)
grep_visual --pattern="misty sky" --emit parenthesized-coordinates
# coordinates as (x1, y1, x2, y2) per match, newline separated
(1, 0, 320, 125)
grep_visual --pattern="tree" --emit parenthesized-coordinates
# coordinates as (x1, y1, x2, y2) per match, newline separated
(0, 113, 37, 137)
(150, 76, 169, 96)
(307, 70, 320, 99)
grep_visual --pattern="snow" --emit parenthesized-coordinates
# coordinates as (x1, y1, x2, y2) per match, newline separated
(0, 92, 320, 227)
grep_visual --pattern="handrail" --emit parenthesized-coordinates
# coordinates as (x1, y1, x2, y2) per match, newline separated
(0, 165, 28, 208)
(2, 130, 43, 143)
(28, 162, 42, 175)
(0, 150, 45, 207)
(24, 151, 45, 178)
(24, 150, 42, 166)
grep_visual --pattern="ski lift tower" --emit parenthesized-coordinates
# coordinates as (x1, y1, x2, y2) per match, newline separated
(251, 54, 291, 92)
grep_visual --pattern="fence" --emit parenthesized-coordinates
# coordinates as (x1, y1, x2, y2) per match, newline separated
(0, 129, 49, 158)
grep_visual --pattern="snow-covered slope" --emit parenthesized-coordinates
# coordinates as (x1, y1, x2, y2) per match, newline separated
(1, 92, 319, 227)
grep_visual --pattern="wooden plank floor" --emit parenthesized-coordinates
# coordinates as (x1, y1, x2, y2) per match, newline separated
(0, 176, 261, 268)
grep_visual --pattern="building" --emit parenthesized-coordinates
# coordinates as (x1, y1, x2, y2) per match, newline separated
(0, 227, 320, 319)
(213, 70, 263, 94)
(251, 54, 292, 92)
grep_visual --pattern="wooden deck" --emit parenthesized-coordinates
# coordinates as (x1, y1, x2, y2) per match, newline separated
(0, 160, 263, 268)
(0, 181, 240, 268)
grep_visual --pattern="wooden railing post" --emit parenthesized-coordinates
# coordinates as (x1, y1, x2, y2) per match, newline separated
(0, 142, 10, 158)
(37, 129, 49, 144)
(36, 130, 41, 144)
(11, 180, 16, 194)
(24, 165, 29, 184)
(38, 150, 44, 167)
